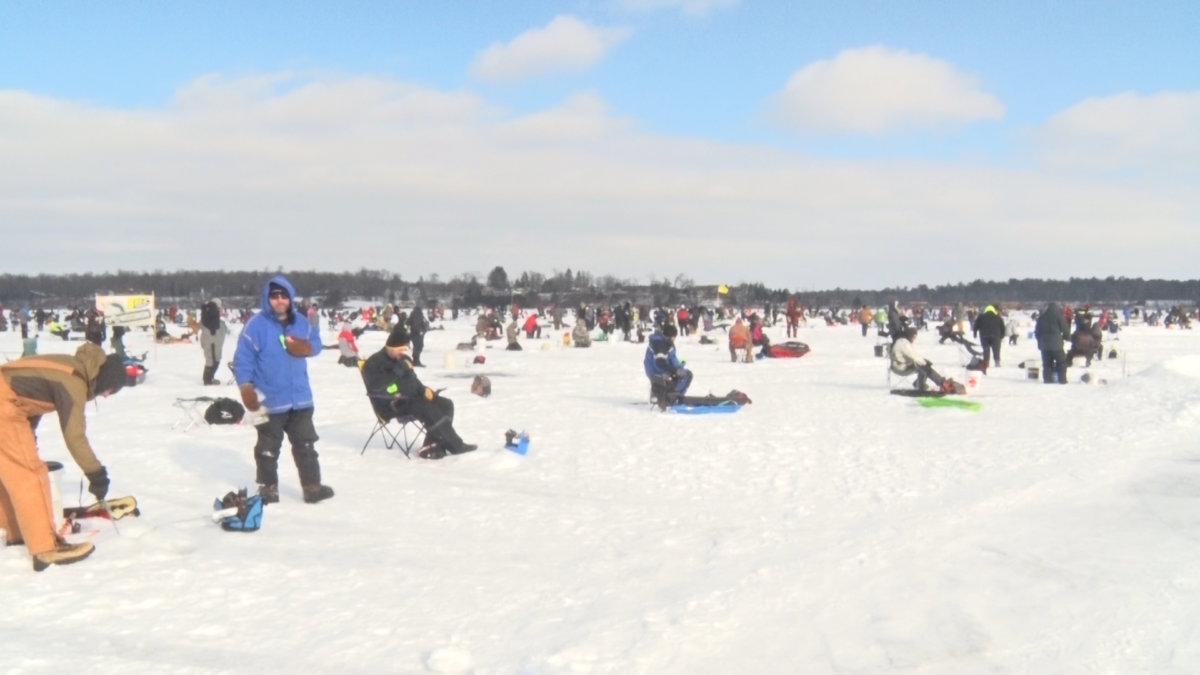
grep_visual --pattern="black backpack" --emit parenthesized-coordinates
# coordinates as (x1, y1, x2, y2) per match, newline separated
(204, 397, 246, 425)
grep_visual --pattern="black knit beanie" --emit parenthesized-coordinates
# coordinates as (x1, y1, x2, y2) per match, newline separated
(386, 324, 410, 347)
(95, 354, 128, 395)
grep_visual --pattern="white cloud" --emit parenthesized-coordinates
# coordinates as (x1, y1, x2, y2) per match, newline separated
(771, 46, 1005, 135)
(0, 73, 1194, 287)
(1035, 90, 1200, 172)
(612, 0, 739, 17)
(499, 91, 633, 143)
(470, 15, 632, 83)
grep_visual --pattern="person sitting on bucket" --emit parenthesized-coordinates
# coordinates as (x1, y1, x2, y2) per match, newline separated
(571, 316, 592, 347)
(335, 322, 361, 367)
(0, 343, 142, 571)
(891, 325, 960, 393)
(505, 319, 522, 351)
(644, 324, 693, 405)
(728, 317, 753, 363)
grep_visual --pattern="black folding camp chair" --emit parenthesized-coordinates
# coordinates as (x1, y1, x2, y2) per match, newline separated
(358, 358, 428, 457)
(361, 412, 426, 458)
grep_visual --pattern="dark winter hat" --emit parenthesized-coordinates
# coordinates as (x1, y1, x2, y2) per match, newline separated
(903, 325, 919, 338)
(268, 282, 290, 298)
(95, 354, 129, 395)
(662, 324, 678, 338)
(386, 324, 410, 347)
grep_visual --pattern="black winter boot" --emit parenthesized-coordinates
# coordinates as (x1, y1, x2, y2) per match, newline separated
(302, 484, 334, 504)
(418, 442, 446, 460)
(258, 483, 279, 504)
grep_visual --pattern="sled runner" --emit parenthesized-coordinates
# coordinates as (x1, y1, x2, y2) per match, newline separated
(668, 390, 751, 414)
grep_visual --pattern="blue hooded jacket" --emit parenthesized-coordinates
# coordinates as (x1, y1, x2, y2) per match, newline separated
(233, 275, 322, 413)
(643, 332, 683, 378)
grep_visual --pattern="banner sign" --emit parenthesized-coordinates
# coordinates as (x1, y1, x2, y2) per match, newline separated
(96, 294, 156, 327)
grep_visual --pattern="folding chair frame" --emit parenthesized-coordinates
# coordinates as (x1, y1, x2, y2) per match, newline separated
(883, 343, 920, 389)
(173, 396, 217, 431)
(361, 415, 426, 458)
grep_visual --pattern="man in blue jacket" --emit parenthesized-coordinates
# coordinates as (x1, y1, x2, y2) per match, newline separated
(644, 324, 692, 409)
(234, 275, 334, 504)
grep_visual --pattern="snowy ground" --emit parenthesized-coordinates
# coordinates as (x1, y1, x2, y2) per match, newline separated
(1, 313, 1198, 674)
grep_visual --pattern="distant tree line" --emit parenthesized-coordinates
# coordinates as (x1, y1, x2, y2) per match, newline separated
(0, 268, 1196, 310)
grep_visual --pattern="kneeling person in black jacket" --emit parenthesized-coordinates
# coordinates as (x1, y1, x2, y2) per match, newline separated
(362, 324, 476, 459)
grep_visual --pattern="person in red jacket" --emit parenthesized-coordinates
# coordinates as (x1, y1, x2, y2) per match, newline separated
(677, 306, 691, 336)
(523, 314, 542, 339)
(336, 322, 360, 367)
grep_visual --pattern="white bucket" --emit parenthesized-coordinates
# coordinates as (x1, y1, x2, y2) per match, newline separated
(45, 460, 64, 533)
(963, 372, 982, 394)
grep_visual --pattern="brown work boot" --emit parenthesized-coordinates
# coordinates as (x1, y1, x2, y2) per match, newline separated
(302, 484, 335, 504)
(33, 540, 95, 572)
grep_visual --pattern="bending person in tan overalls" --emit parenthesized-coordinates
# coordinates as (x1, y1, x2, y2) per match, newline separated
(0, 342, 137, 572)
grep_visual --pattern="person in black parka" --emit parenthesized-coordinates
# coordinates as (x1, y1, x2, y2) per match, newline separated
(972, 305, 1007, 368)
(407, 305, 429, 367)
(1035, 302, 1070, 384)
(885, 300, 909, 344)
(361, 324, 476, 459)
(199, 299, 228, 385)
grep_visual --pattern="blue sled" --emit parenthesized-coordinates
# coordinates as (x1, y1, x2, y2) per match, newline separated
(671, 403, 743, 415)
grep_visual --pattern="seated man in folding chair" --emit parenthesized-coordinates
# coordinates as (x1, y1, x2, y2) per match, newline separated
(891, 325, 963, 394)
(360, 324, 477, 460)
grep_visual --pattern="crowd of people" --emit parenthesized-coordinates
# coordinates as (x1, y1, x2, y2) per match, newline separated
(1, 284, 1195, 572)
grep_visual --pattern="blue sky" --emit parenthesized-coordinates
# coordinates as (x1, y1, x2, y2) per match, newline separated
(2, 0, 1197, 290)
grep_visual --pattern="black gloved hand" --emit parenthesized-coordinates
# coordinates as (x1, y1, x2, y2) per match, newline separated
(86, 466, 110, 501)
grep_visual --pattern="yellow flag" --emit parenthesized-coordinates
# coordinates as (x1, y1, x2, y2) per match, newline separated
(717, 284, 730, 295)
